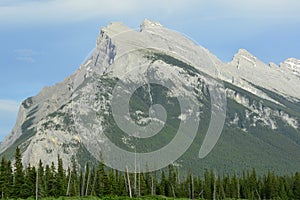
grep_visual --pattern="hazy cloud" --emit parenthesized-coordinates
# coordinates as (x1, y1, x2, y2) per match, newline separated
(0, 99, 20, 140)
(14, 48, 40, 63)
(0, 0, 299, 26)
(0, 0, 161, 24)
(0, 99, 20, 113)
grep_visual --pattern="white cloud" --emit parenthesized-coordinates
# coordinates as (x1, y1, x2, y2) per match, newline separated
(216, 0, 300, 20)
(0, 99, 20, 113)
(14, 48, 40, 63)
(16, 56, 36, 63)
(0, 0, 299, 27)
(0, 99, 20, 141)
(0, 0, 209, 25)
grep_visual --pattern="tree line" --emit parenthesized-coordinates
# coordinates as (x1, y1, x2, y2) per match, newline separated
(0, 147, 300, 199)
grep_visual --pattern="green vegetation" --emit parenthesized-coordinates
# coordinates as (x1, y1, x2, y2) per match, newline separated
(0, 148, 300, 199)
(13, 197, 190, 200)
(22, 97, 33, 109)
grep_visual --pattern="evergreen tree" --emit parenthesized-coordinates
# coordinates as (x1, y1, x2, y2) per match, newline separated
(210, 170, 216, 200)
(168, 164, 177, 197)
(107, 169, 117, 195)
(6, 160, 13, 197)
(0, 156, 13, 198)
(83, 162, 92, 196)
(264, 170, 278, 199)
(278, 176, 288, 200)
(94, 160, 108, 196)
(22, 165, 36, 198)
(223, 173, 230, 198)
(69, 156, 79, 196)
(56, 155, 66, 196)
(293, 172, 300, 199)
(79, 169, 84, 196)
(37, 159, 46, 197)
(47, 162, 57, 197)
(203, 169, 212, 200)
(249, 168, 257, 199)
(116, 170, 126, 196)
(13, 147, 25, 198)
(216, 175, 223, 199)
(285, 175, 294, 198)
(188, 172, 195, 199)
(158, 170, 167, 196)
(139, 172, 148, 196)
(231, 171, 239, 199)
(44, 165, 51, 196)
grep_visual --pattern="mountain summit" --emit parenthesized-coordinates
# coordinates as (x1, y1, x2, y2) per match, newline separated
(1, 20, 299, 175)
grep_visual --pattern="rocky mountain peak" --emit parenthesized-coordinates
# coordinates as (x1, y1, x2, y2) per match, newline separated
(280, 58, 300, 76)
(140, 19, 163, 31)
(231, 49, 258, 69)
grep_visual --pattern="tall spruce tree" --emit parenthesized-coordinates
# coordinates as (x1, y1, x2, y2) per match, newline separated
(22, 165, 36, 198)
(37, 159, 46, 197)
(203, 169, 212, 199)
(13, 147, 25, 198)
(95, 160, 108, 196)
(0, 156, 13, 198)
(294, 172, 300, 199)
(56, 155, 66, 196)
(47, 162, 57, 197)
(69, 156, 79, 196)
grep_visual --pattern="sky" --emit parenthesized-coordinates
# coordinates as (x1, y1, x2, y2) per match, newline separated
(0, 0, 300, 141)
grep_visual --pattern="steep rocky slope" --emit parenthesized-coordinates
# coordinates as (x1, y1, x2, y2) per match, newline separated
(1, 20, 299, 175)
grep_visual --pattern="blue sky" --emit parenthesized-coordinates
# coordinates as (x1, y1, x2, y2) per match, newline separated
(0, 0, 300, 141)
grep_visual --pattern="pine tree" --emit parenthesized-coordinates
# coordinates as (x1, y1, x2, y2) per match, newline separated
(44, 165, 51, 196)
(188, 172, 195, 199)
(264, 170, 278, 199)
(0, 156, 13, 198)
(6, 160, 13, 197)
(117, 170, 127, 196)
(13, 147, 25, 198)
(84, 162, 91, 196)
(223, 173, 230, 198)
(56, 155, 66, 196)
(248, 168, 257, 199)
(203, 169, 212, 200)
(293, 172, 300, 199)
(168, 164, 177, 197)
(231, 171, 239, 199)
(0, 157, 7, 198)
(159, 170, 167, 196)
(22, 165, 36, 198)
(278, 177, 288, 200)
(47, 162, 57, 197)
(240, 170, 249, 199)
(107, 169, 117, 195)
(37, 159, 46, 197)
(138, 172, 147, 196)
(69, 156, 79, 196)
(94, 160, 108, 196)
(79, 169, 84, 196)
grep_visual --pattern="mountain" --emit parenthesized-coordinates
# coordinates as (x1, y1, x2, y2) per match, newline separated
(1, 20, 299, 175)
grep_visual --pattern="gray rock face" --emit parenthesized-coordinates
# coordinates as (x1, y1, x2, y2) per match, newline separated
(221, 48, 300, 101)
(0, 20, 299, 174)
(280, 58, 300, 77)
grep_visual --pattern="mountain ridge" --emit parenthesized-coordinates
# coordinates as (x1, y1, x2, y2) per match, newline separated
(0, 20, 299, 175)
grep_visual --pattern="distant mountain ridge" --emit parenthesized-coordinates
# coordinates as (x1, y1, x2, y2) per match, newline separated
(0, 20, 299, 175)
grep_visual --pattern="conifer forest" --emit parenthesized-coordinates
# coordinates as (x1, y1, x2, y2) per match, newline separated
(0, 147, 299, 199)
